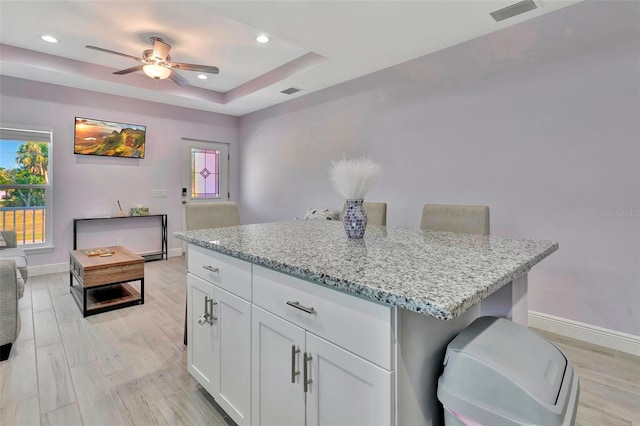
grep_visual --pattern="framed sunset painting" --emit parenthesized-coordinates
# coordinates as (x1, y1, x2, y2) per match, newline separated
(74, 117, 146, 158)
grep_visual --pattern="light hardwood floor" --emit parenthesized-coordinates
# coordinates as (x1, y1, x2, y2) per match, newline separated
(1, 257, 233, 426)
(1, 256, 638, 425)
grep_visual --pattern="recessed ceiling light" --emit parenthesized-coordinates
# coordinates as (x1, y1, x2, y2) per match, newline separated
(41, 35, 58, 43)
(197, 74, 207, 80)
(256, 35, 270, 44)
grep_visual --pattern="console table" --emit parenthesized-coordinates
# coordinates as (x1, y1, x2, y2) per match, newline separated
(73, 214, 168, 261)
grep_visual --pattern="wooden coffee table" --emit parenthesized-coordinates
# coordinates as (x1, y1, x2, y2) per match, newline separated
(70, 246, 144, 317)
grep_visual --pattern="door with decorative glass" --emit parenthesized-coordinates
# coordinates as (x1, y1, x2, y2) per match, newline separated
(182, 139, 229, 203)
(181, 139, 230, 251)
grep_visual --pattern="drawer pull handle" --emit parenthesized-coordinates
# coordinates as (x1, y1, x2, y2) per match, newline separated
(286, 301, 316, 315)
(203, 265, 219, 273)
(303, 352, 313, 393)
(291, 345, 300, 383)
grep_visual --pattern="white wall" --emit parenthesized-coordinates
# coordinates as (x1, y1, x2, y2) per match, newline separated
(0, 76, 239, 267)
(238, 2, 640, 335)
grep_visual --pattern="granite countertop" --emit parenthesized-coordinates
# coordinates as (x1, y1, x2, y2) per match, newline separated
(175, 220, 558, 320)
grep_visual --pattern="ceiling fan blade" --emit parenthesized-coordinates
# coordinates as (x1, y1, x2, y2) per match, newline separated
(86, 45, 143, 62)
(113, 65, 144, 75)
(170, 62, 219, 74)
(151, 37, 171, 62)
(169, 71, 189, 87)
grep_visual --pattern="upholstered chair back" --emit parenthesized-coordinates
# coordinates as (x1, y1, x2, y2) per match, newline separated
(420, 204, 490, 235)
(185, 201, 241, 231)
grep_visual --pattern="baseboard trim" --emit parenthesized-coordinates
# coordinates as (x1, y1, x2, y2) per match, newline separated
(168, 248, 183, 258)
(529, 311, 640, 357)
(28, 262, 69, 277)
(27, 248, 184, 277)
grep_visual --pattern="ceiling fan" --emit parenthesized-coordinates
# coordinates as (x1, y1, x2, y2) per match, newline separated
(86, 37, 219, 87)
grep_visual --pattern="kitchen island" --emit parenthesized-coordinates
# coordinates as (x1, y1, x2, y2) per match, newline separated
(175, 220, 558, 425)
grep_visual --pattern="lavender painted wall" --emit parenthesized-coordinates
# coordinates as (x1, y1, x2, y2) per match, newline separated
(238, 2, 640, 335)
(0, 1, 637, 336)
(0, 76, 239, 267)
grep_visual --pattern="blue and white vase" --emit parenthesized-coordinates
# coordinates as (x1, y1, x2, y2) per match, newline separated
(343, 199, 367, 239)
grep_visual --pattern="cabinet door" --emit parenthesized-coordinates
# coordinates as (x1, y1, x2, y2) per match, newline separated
(187, 274, 218, 394)
(306, 333, 393, 426)
(214, 286, 252, 426)
(252, 306, 305, 426)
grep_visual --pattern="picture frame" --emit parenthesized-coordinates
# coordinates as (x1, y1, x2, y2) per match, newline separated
(74, 117, 146, 158)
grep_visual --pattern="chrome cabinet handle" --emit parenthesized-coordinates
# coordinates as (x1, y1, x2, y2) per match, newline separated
(303, 352, 313, 393)
(210, 298, 218, 321)
(205, 296, 214, 325)
(291, 345, 301, 383)
(197, 296, 217, 326)
(203, 265, 219, 273)
(286, 301, 316, 315)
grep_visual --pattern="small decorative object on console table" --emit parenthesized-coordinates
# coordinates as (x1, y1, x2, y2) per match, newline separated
(117, 200, 125, 216)
(329, 156, 382, 239)
(130, 204, 149, 216)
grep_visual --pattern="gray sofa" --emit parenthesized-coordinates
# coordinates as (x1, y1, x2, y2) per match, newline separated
(0, 230, 27, 361)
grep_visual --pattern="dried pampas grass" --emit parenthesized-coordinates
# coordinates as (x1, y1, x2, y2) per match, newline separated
(328, 156, 382, 199)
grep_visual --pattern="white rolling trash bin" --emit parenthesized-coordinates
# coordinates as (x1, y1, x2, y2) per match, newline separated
(437, 316, 580, 425)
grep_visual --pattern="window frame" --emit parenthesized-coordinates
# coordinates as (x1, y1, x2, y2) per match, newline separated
(0, 123, 54, 253)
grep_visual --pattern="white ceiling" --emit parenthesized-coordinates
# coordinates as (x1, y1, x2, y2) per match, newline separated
(0, 0, 584, 116)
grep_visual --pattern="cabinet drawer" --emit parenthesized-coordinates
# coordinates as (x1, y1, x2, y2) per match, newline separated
(188, 244, 252, 301)
(253, 265, 393, 370)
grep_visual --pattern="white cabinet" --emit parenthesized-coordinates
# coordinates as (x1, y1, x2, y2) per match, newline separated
(251, 296, 393, 426)
(214, 284, 252, 425)
(188, 244, 252, 300)
(189, 246, 394, 426)
(252, 265, 394, 370)
(306, 333, 392, 426)
(187, 273, 217, 391)
(187, 273, 252, 426)
(251, 305, 306, 426)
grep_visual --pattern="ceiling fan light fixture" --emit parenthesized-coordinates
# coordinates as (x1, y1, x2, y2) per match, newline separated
(197, 74, 208, 80)
(256, 34, 270, 43)
(143, 64, 171, 80)
(87, 38, 218, 87)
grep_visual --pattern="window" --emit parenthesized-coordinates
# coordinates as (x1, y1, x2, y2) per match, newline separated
(191, 147, 221, 198)
(0, 124, 53, 249)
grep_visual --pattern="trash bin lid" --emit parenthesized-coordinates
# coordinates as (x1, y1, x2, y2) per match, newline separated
(446, 316, 567, 405)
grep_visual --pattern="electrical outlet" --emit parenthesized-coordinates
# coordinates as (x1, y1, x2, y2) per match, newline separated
(116, 238, 122, 246)
(153, 189, 167, 198)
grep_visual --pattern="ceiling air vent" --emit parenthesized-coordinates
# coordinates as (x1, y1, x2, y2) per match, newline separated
(281, 87, 302, 95)
(490, 0, 539, 22)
